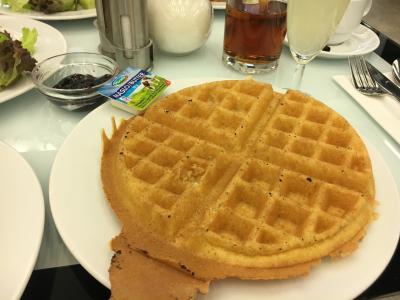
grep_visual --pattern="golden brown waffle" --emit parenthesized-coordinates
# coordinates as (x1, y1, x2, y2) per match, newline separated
(109, 233, 209, 300)
(102, 80, 375, 284)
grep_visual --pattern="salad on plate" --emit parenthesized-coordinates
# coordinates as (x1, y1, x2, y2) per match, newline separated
(1, 0, 95, 13)
(0, 27, 37, 89)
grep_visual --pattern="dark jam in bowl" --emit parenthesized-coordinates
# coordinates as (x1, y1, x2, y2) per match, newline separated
(53, 73, 112, 89)
(45, 73, 113, 111)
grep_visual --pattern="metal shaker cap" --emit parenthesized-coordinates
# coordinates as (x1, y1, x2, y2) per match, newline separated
(95, 0, 153, 70)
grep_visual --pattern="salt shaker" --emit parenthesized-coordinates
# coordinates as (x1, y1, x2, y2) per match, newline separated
(95, 0, 153, 70)
(147, 0, 213, 55)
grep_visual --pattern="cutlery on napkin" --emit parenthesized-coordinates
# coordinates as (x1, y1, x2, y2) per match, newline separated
(333, 72, 400, 145)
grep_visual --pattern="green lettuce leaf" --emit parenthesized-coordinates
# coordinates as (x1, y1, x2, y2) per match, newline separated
(78, 0, 94, 9)
(0, 32, 10, 43)
(21, 27, 38, 54)
(4, 0, 30, 11)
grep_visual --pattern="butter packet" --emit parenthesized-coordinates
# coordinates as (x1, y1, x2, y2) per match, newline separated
(98, 67, 170, 114)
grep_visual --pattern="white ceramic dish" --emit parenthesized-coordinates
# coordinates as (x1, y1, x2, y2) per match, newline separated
(0, 16, 67, 104)
(0, 5, 96, 20)
(285, 24, 380, 59)
(49, 79, 400, 299)
(211, 1, 226, 9)
(0, 141, 45, 300)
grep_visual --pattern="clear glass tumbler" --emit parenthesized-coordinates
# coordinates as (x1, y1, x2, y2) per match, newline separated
(223, 0, 287, 74)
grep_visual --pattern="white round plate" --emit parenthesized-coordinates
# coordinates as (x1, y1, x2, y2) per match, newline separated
(0, 141, 44, 300)
(212, 1, 226, 9)
(0, 4, 96, 20)
(285, 24, 380, 59)
(50, 79, 400, 299)
(0, 16, 67, 104)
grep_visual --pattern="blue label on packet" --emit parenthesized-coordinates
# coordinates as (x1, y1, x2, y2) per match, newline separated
(98, 67, 170, 112)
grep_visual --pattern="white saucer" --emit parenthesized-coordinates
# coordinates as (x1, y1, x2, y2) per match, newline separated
(320, 24, 380, 59)
(284, 24, 380, 60)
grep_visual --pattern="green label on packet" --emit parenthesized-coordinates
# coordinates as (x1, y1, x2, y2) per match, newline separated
(129, 75, 169, 110)
(98, 67, 171, 114)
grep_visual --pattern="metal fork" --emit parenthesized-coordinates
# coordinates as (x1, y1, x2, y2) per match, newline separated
(348, 55, 384, 96)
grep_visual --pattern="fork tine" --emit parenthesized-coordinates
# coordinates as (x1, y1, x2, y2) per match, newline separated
(359, 56, 376, 91)
(363, 59, 381, 91)
(348, 56, 360, 90)
(348, 55, 383, 95)
(355, 56, 370, 91)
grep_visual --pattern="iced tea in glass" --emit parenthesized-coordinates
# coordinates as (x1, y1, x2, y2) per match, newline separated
(223, 0, 287, 73)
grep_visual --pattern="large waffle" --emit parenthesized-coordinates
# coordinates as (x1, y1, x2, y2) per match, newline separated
(102, 80, 375, 282)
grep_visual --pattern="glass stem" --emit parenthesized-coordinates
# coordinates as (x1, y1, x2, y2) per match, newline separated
(291, 63, 306, 90)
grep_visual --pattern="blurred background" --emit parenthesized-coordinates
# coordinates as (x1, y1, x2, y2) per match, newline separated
(364, 0, 400, 63)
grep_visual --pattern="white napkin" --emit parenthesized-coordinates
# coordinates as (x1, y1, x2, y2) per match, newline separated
(333, 74, 400, 144)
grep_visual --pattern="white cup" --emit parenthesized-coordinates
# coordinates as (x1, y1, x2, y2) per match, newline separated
(328, 0, 372, 45)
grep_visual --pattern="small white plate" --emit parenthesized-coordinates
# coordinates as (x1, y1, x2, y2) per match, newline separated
(0, 16, 67, 104)
(50, 79, 400, 299)
(0, 141, 45, 300)
(0, 4, 96, 20)
(212, 1, 226, 10)
(285, 24, 380, 59)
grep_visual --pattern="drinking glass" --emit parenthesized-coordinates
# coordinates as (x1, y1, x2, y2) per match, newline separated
(287, 0, 350, 88)
(223, 0, 287, 74)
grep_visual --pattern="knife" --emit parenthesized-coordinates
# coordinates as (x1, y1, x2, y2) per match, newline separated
(366, 61, 400, 101)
